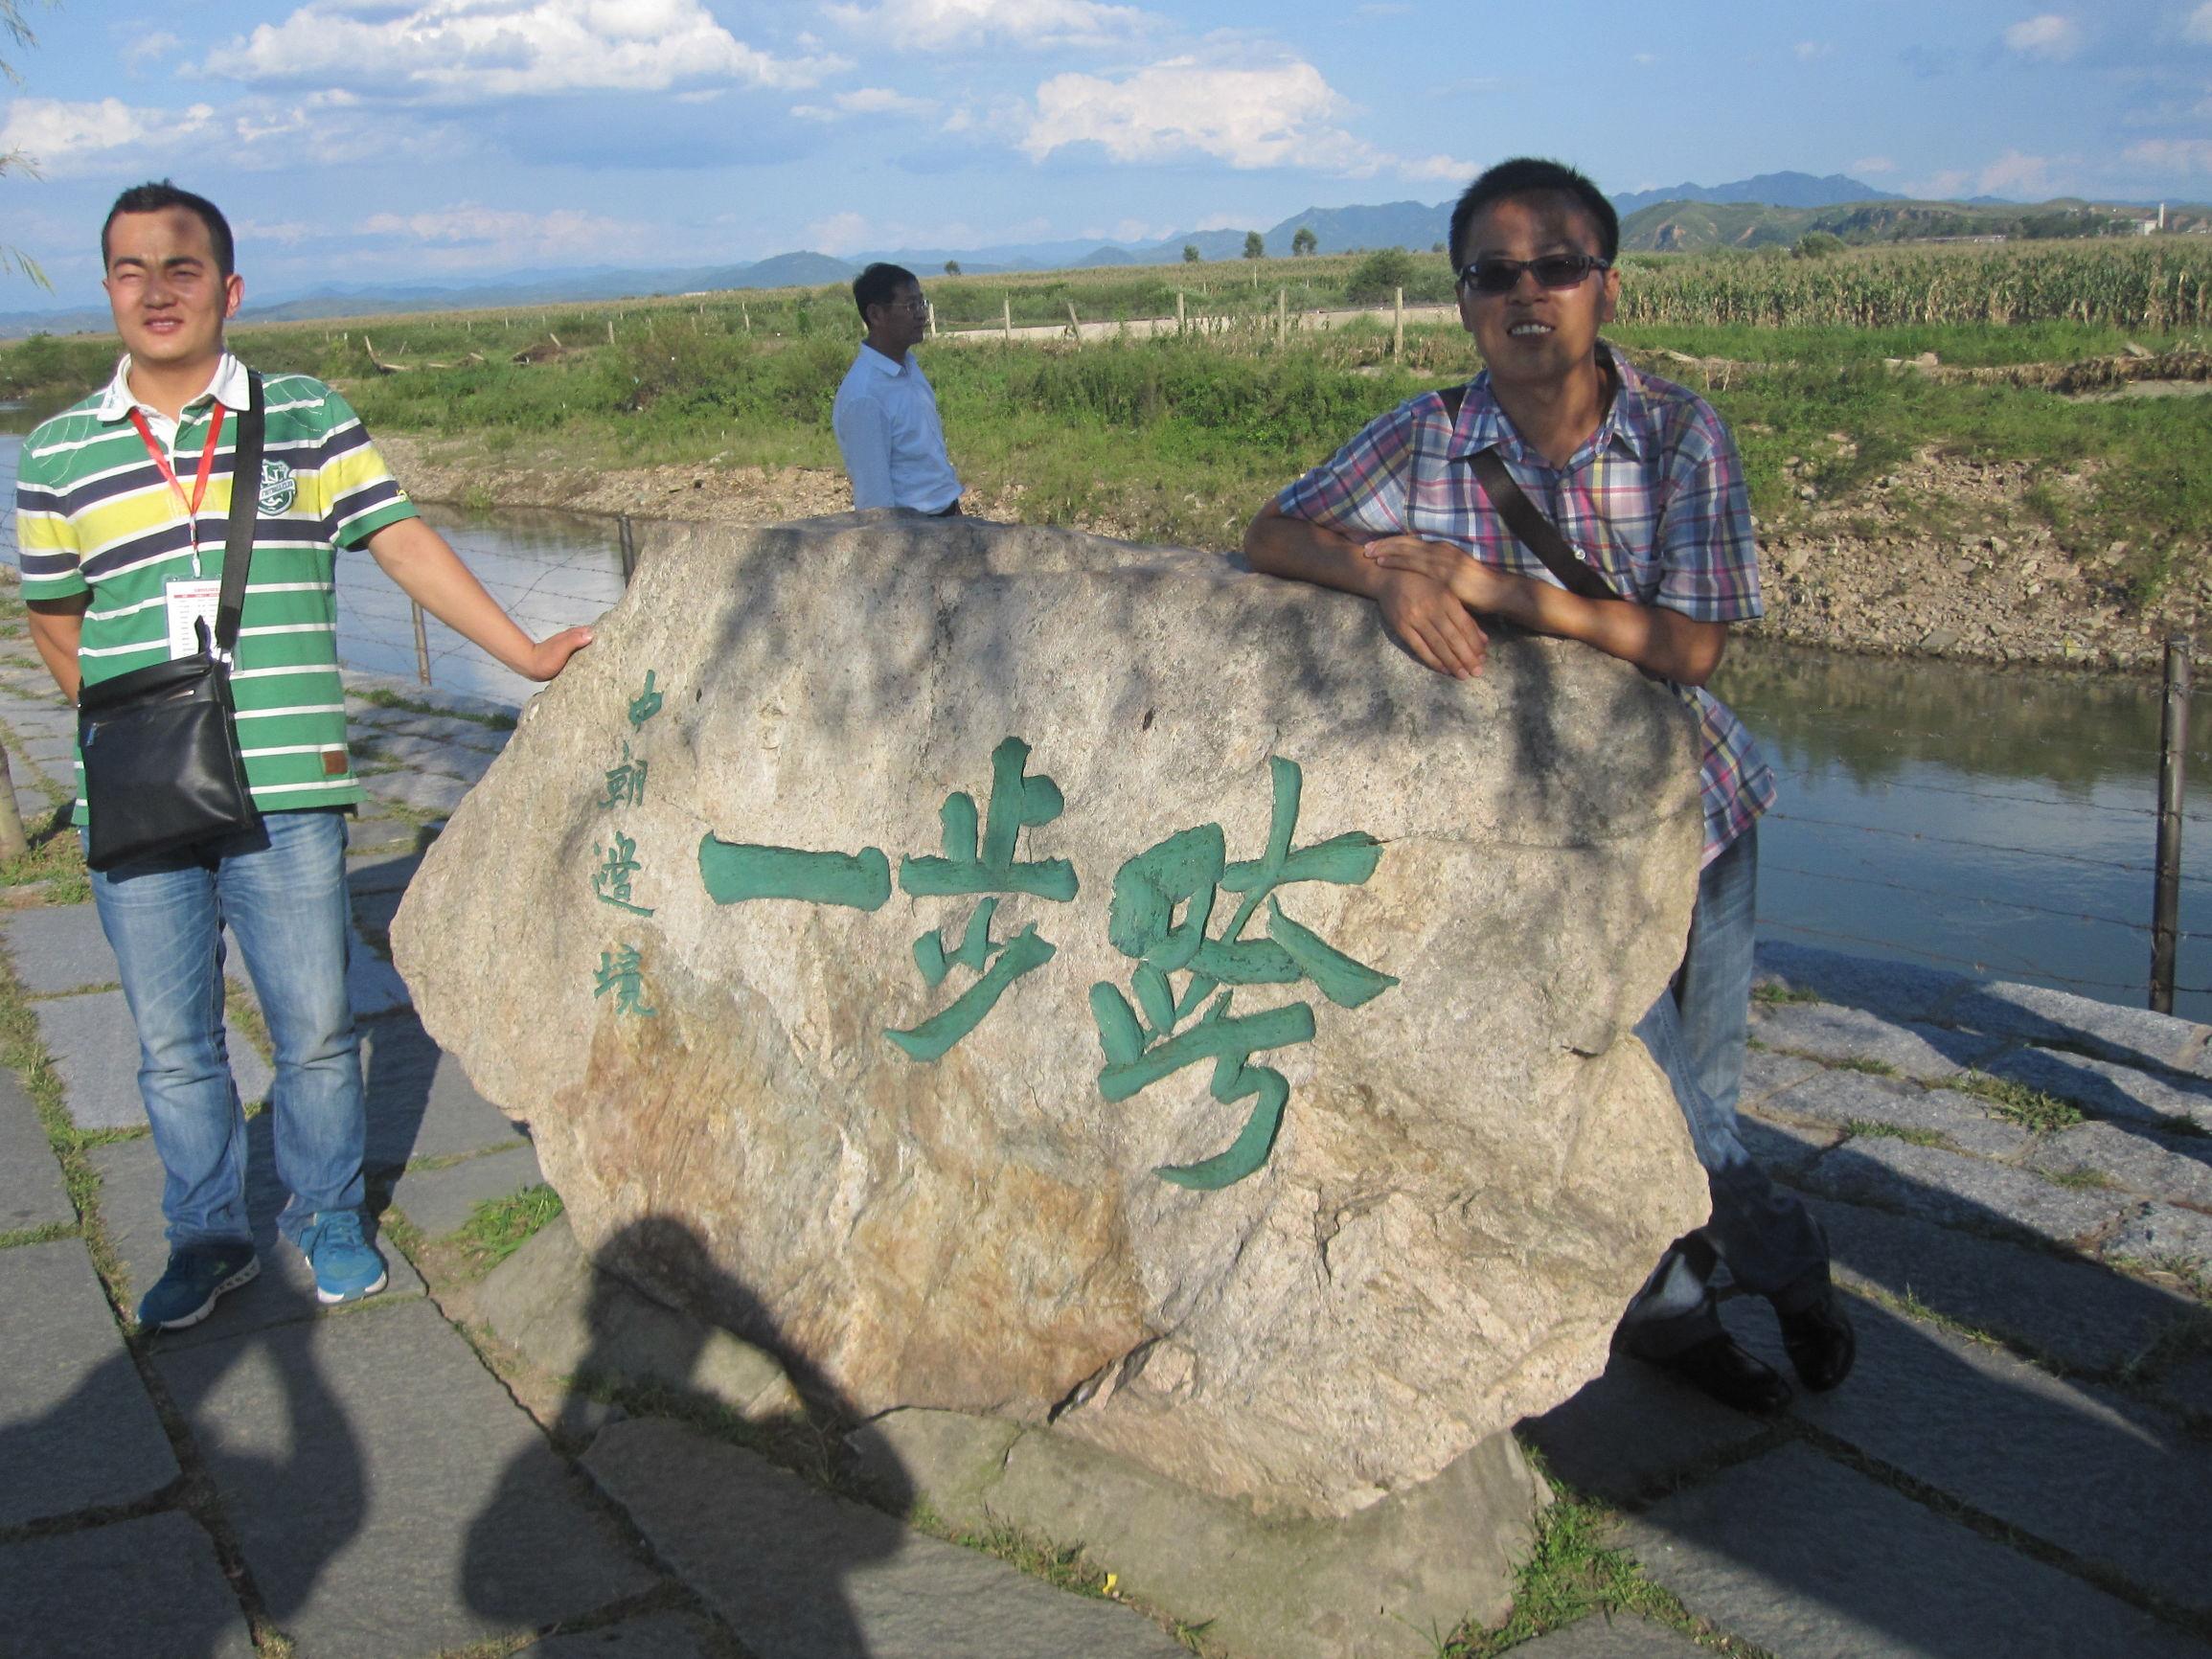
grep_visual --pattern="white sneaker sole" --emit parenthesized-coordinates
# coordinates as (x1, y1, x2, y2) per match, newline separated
(147, 1257, 262, 1331)
(314, 1265, 389, 1306)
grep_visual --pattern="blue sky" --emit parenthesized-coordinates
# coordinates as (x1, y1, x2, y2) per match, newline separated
(4, 0, 2210, 301)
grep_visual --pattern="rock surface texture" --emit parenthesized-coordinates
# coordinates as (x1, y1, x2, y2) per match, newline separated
(394, 513, 1709, 1517)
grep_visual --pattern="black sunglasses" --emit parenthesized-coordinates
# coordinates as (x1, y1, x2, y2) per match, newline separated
(1455, 254, 1611, 295)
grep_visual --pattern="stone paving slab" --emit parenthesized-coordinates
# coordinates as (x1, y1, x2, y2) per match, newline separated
(1, 902, 116, 995)
(1800, 1135, 2132, 1249)
(347, 848, 424, 896)
(156, 1297, 657, 1659)
(1749, 1002, 2006, 1080)
(1504, 1614, 1712, 1657)
(585, 1418, 1193, 1659)
(1722, 1292, 2212, 1618)
(345, 812, 421, 853)
(37, 990, 274, 1130)
(522, 1612, 711, 1657)
(359, 711, 513, 755)
(1761, 1069, 2034, 1162)
(1736, 1109, 1840, 1176)
(361, 769, 472, 816)
(1949, 978, 2212, 1077)
(1808, 1194, 2198, 1375)
(0, 1511, 257, 1659)
(1514, 1348, 1775, 1508)
(361, 1014, 526, 1170)
(2021, 1119, 2212, 1208)
(1753, 942, 1967, 1025)
(358, 733, 499, 782)
(91, 1134, 425, 1349)
(1615, 1443, 2212, 1659)
(1738, 1047, 1822, 1109)
(1981, 1044, 2212, 1132)
(389, 1143, 545, 1238)
(0, 1239, 178, 1527)
(0, 1067, 70, 1235)
(2107, 1202, 2212, 1277)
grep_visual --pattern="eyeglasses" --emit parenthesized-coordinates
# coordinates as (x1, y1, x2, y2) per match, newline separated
(1455, 254, 1610, 295)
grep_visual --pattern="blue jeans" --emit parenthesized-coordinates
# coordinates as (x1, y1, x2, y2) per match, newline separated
(91, 809, 363, 1251)
(1619, 824, 1832, 1356)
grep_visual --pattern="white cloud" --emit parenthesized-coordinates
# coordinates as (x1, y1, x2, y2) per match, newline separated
(1850, 154, 1896, 173)
(793, 85, 939, 120)
(825, 0, 1149, 52)
(0, 97, 220, 173)
(359, 203, 647, 264)
(122, 31, 184, 71)
(1630, 52, 1659, 65)
(2002, 14, 2082, 59)
(202, 0, 846, 101)
(1977, 148, 2063, 194)
(1793, 40, 1832, 60)
(2184, 3, 2212, 44)
(1019, 57, 1471, 180)
(805, 210, 874, 254)
(2128, 136, 2212, 171)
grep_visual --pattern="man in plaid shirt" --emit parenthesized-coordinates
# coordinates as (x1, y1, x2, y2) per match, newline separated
(1245, 157, 1853, 1415)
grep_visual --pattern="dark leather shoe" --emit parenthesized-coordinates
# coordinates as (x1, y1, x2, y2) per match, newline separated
(1780, 1288, 1857, 1392)
(1654, 1333, 1793, 1415)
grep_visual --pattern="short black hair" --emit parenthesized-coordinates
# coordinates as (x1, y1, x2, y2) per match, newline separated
(852, 262, 918, 322)
(102, 180, 237, 279)
(1448, 158, 1618, 267)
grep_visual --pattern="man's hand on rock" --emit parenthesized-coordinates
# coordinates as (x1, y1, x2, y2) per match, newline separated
(521, 625, 594, 681)
(1370, 556, 1487, 679)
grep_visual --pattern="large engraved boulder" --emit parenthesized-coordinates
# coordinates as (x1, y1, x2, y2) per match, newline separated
(394, 513, 1708, 1519)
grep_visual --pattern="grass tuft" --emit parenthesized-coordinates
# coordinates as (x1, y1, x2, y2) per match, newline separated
(353, 685, 517, 731)
(1937, 1071, 2087, 1133)
(1845, 1119, 1951, 1148)
(453, 1182, 564, 1269)
(1751, 982, 1821, 1007)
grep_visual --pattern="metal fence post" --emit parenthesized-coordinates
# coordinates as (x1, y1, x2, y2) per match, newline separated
(618, 513, 637, 586)
(412, 601, 432, 686)
(2152, 633, 2192, 1012)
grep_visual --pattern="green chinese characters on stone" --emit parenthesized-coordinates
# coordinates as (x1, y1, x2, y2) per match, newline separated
(1090, 756, 1398, 1191)
(627, 670, 665, 732)
(592, 830, 654, 917)
(594, 944, 657, 1016)
(886, 738, 1080, 1061)
(697, 839, 894, 910)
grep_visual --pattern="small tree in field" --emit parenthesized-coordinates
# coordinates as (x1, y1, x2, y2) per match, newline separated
(1243, 231, 1264, 260)
(1290, 226, 1317, 256)
(944, 260, 961, 276)
(1182, 243, 1199, 262)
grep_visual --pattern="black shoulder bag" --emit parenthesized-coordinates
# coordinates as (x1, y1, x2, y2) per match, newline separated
(78, 372, 266, 871)
(1437, 381, 1618, 602)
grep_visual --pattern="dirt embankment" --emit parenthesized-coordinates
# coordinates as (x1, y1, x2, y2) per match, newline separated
(377, 433, 2201, 678)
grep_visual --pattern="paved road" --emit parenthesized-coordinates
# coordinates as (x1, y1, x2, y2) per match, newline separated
(3, 652, 2210, 1658)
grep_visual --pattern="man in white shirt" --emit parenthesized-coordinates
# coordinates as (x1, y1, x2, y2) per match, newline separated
(832, 262, 964, 515)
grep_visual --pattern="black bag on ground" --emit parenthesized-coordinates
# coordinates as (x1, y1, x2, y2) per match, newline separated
(78, 372, 266, 872)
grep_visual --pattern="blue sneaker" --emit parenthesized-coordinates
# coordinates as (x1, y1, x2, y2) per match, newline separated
(295, 1211, 388, 1305)
(138, 1244, 260, 1330)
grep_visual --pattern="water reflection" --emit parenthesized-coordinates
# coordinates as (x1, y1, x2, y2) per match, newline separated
(4, 426, 2204, 1019)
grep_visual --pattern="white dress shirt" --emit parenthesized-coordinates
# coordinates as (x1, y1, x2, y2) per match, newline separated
(832, 344, 962, 512)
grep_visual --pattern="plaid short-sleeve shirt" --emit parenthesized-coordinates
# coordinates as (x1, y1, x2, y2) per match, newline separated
(1277, 345, 1776, 864)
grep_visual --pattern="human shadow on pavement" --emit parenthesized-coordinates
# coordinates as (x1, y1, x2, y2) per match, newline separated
(463, 1215, 918, 1658)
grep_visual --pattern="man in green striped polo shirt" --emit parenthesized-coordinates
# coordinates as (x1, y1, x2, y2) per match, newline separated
(11, 180, 592, 1329)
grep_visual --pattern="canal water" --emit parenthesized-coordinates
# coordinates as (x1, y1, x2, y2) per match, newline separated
(6, 420, 2209, 1020)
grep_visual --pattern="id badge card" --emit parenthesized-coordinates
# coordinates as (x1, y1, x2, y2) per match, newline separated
(165, 579, 231, 664)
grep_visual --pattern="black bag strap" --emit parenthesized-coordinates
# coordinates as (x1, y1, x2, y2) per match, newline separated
(213, 371, 264, 656)
(1435, 379, 1618, 603)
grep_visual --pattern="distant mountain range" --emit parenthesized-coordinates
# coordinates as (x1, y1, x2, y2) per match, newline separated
(2, 171, 2200, 337)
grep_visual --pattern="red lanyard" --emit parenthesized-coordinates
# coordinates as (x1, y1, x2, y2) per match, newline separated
(129, 403, 228, 572)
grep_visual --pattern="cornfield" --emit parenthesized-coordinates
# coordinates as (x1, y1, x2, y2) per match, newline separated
(1615, 240, 2212, 331)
